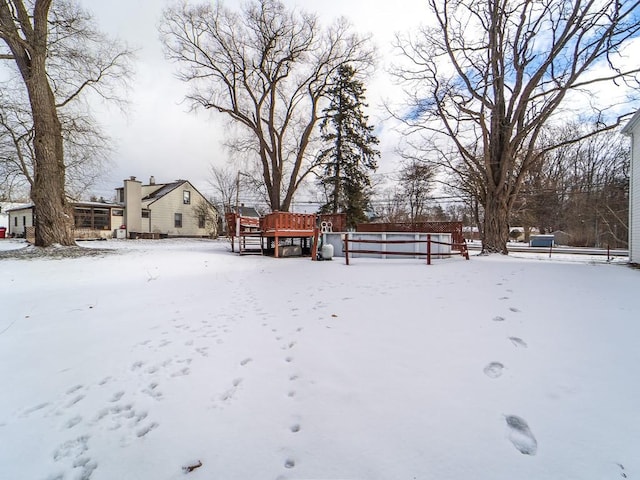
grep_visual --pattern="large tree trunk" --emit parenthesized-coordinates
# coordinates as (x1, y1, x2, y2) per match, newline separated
(29, 36, 75, 246)
(482, 189, 510, 254)
(1, 0, 75, 246)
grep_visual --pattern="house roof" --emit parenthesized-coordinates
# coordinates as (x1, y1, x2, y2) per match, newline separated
(233, 205, 261, 218)
(4, 203, 34, 213)
(142, 181, 186, 203)
(5, 201, 118, 213)
(622, 109, 640, 135)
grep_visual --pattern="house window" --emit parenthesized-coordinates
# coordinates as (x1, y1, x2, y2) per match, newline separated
(198, 215, 205, 229)
(174, 213, 182, 228)
(117, 189, 124, 203)
(113, 209, 124, 216)
(142, 210, 150, 218)
(14, 217, 17, 226)
(73, 207, 110, 230)
(22, 216, 26, 226)
(183, 190, 191, 205)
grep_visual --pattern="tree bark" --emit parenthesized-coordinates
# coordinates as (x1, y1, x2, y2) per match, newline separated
(0, 0, 74, 246)
(482, 189, 509, 254)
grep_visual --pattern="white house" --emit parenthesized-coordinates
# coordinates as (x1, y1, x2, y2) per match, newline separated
(622, 112, 640, 264)
(5, 201, 123, 241)
(115, 176, 217, 238)
(4, 177, 217, 241)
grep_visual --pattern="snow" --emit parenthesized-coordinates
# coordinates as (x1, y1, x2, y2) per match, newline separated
(1, 238, 639, 480)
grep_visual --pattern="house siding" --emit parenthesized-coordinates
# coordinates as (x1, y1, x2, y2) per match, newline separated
(145, 182, 213, 237)
(631, 127, 640, 264)
(7, 207, 34, 237)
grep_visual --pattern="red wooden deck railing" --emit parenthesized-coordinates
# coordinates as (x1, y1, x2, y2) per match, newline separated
(261, 212, 316, 233)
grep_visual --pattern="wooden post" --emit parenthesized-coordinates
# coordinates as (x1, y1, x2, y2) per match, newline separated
(344, 233, 350, 265)
(312, 227, 319, 261)
(427, 234, 431, 265)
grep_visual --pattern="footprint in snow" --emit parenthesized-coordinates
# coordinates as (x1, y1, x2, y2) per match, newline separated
(66, 394, 85, 408)
(131, 361, 144, 371)
(64, 415, 83, 429)
(65, 385, 83, 395)
(136, 422, 158, 438)
(170, 367, 190, 377)
(109, 391, 124, 402)
(22, 402, 50, 417)
(483, 362, 504, 379)
(509, 337, 528, 348)
(505, 415, 537, 455)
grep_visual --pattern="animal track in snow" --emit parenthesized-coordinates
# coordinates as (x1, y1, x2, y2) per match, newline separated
(136, 422, 158, 438)
(66, 385, 83, 395)
(170, 367, 190, 377)
(53, 435, 89, 461)
(142, 383, 162, 400)
(290, 424, 301, 433)
(22, 402, 50, 417)
(195, 347, 209, 357)
(483, 362, 504, 378)
(285, 356, 294, 363)
(130, 361, 144, 371)
(53, 435, 97, 479)
(64, 415, 83, 429)
(284, 458, 296, 469)
(109, 391, 124, 403)
(240, 358, 253, 366)
(505, 415, 537, 455)
(66, 394, 86, 408)
(509, 307, 521, 313)
(509, 337, 528, 348)
(493, 316, 505, 322)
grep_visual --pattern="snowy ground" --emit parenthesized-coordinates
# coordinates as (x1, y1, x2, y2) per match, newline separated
(0, 238, 638, 480)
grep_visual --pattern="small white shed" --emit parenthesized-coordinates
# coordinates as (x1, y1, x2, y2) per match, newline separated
(622, 111, 640, 264)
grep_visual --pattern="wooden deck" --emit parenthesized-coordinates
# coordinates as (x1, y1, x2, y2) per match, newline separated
(261, 212, 317, 258)
(226, 211, 318, 258)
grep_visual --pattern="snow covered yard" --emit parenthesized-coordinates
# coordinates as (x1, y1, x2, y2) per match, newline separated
(0, 238, 638, 480)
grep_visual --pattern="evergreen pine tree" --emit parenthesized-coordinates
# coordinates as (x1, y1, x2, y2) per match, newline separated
(318, 64, 379, 228)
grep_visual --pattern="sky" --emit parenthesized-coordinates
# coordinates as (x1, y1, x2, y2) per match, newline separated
(80, 0, 429, 201)
(1, 237, 639, 479)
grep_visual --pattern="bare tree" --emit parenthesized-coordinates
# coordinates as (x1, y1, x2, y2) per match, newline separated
(0, 0, 132, 246)
(396, 157, 436, 223)
(192, 199, 219, 238)
(208, 164, 238, 213)
(393, 0, 640, 254)
(519, 124, 630, 248)
(1, 90, 112, 202)
(160, 0, 375, 212)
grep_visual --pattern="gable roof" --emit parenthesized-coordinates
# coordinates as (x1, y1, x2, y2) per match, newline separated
(140, 179, 215, 210)
(622, 109, 640, 135)
(142, 180, 186, 203)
